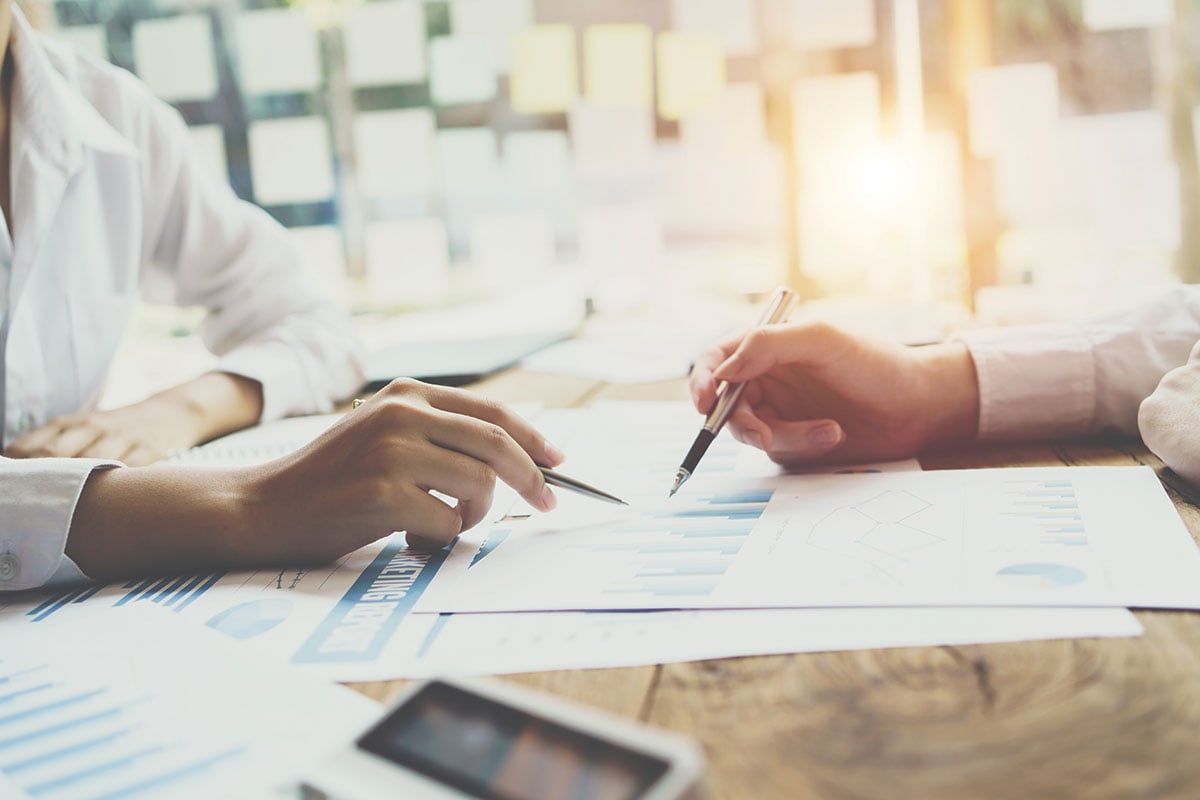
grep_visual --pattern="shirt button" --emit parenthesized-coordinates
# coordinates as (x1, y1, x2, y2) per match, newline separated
(0, 554, 19, 582)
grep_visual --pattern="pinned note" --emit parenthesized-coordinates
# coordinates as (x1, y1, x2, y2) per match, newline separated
(133, 14, 218, 102)
(236, 8, 320, 94)
(430, 35, 498, 105)
(1082, 0, 1173, 31)
(449, 0, 535, 72)
(584, 24, 653, 107)
(344, 0, 427, 86)
(570, 101, 655, 182)
(670, 0, 759, 57)
(967, 63, 1059, 158)
(355, 109, 437, 199)
(510, 25, 579, 114)
(790, 0, 876, 50)
(469, 212, 556, 289)
(248, 117, 335, 205)
(366, 218, 452, 306)
(288, 225, 349, 307)
(656, 32, 726, 120)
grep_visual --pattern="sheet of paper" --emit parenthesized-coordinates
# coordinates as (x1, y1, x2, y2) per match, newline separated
(355, 109, 437, 199)
(583, 24, 653, 107)
(789, 0, 876, 50)
(132, 14, 218, 102)
(0, 609, 375, 799)
(236, 8, 321, 95)
(469, 212, 556, 289)
(248, 117, 334, 205)
(449, 0, 535, 73)
(429, 34, 498, 105)
(670, 0, 759, 57)
(365, 218, 451, 306)
(1082, 0, 1173, 31)
(418, 404, 1200, 613)
(344, 0, 426, 86)
(510, 25, 578, 114)
(656, 32, 726, 120)
(288, 226, 349, 308)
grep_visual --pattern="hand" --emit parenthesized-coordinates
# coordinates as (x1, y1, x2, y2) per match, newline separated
(239, 379, 564, 561)
(689, 322, 980, 466)
(7, 404, 203, 466)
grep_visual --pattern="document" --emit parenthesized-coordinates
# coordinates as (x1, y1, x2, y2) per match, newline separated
(0, 609, 376, 799)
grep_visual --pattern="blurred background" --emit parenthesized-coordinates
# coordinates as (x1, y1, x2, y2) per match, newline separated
(21, 0, 1200, 396)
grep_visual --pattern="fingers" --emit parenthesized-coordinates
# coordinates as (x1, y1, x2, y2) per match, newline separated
(413, 447, 498, 531)
(6, 420, 66, 457)
(689, 330, 747, 413)
(726, 404, 774, 452)
(79, 435, 134, 462)
(712, 322, 847, 384)
(387, 380, 565, 467)
(399, 489, 464, 549)
(422, 408, 556, 513)
(757, 417, 846, 465)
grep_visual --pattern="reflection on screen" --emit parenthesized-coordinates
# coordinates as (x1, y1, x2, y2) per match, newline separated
(357, 682, 669, 800)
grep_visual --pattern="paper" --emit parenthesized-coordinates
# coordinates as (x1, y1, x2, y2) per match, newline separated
(289, 226, 349, 308)
(236, 8, 320, 94)
(365, 218, 451, 306)
(354, 109, 437, 200)
(429, 34, 498, 105)
(0, 609, 375, 799)
(680, 83, 767, 154)
(670, 0, 759, 57)
(583, 24, 653, 107)
(789, 0, 876, 50)
(344, 0, 427, 86)
(468, 212, 556, 289)
(449, 0, 535, 72)
(967, 63, 1059, 159)
(503, 130, 572, 195)
(418, 403, 1200, 613)
(437, 127, 502, 201)
(132, 15, 218, 102)
(656, 32, 726, 121)
(510, 25, 578, 114)
(569, 101, 656, 181)
(248, 117, 334, 205)
(792, 72, 881, 157)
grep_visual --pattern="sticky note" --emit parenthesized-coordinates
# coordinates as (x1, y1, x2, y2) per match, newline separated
(1082, 0, 1173, 31)
(792, 72, 880, 157)
(656, 32, 726, 121)
(248, 117, 335, 205)
(504, 130, 572, 195)
(469, 212, 555, 288)
(510, 25, 578, 114)
(344, 0, 426, 87)
(187, 124, 228, 187)
(670, 0, 759, 56)
(570, 101, 655, 181)
(584, 24, 653, 107)
(790, 0, 876, 50)
(430, 35, 497, 105)
(56, 25, 107, 61)
(287, 226, 349, 307)
(354, 109, 437, 198)
(133, 14, 218, 102)
(449, 0, 534, 72)
(236, 8, 321, 95)
(967, 63, 1058, 158)
(681, 82, 767, 152)
(579, 201, 662, 311)
(365, 218, 451, 305)
(436, 127, 501, 199)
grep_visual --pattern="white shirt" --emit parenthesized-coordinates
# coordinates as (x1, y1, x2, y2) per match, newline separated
(0, 9, 362, 591)
(959, 284, 1200, 476)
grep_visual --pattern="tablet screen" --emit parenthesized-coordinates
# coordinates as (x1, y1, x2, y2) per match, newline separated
(357, 681, 670, 800)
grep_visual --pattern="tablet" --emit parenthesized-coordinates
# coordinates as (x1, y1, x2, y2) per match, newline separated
(299, 677, 707, 800)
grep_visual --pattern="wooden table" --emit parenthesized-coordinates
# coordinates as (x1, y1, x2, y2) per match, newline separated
(346, 369, 1200, 800)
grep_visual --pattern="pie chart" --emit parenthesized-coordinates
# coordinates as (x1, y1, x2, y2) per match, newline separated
(205, 599, 293, 640)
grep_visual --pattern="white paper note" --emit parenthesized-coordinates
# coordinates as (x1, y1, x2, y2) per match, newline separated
(248, 117, 335, 205)
(790, 0, 876, 50)
(670, 0, 759, 57)
(236, 7, 321, 94)
(583, 24, 653, 107)
(355, 109, 437, 199)
(344, 0, 427, 86)
(366, 218, 451, 305)
(133, 14, 218, 102)
(510, 25, 578, 114)
(430, 34, 498, 105)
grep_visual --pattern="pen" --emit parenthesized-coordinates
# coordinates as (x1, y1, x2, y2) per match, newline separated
(669, 286, 799, 497)
(541, 466, 629, 506)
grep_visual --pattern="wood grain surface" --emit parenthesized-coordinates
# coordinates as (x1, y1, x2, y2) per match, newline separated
(345, 371, 1200, 800)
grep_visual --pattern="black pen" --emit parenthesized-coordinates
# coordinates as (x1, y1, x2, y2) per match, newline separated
(669, 287, 799, 497)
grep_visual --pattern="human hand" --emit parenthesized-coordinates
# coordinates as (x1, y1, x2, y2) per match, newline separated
(6, 403, 204, 466)
(689, 322, 980, 466)
(240, 379, 564, 562)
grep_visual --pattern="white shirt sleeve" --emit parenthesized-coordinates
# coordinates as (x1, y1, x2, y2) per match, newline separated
(957, 285, 1200, 441)
(1139, 340, 1200, 484)
(0, 457, 119, 591)
(136, 96, 363, 421)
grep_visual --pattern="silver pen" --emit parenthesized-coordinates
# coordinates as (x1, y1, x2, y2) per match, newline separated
(669, 287, 799, 497)
(541, 467, 629, 505)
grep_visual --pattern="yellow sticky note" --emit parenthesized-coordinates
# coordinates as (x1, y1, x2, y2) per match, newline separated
(510, 25, 578, 114)
(584, 24, 653, 107)
(656, 32, 726, 121)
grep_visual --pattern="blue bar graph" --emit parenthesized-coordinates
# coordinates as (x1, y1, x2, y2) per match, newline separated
(1003, 479, 1091, 548)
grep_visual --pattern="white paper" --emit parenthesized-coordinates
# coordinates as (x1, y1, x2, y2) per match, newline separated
(670, 0, 759, 57)
(132, 15, 218, 102)
(437, 127, 502, 201)
(583, 24, 654, 107)
(344, 0, 426, 87)
(236, 8, 321, 95)
(790, 0, 876, 50)
(449, 0, 535, 73)
(655, 32, 726, 120)
(429, 34, 497, 105)
(0, 609, 376, 799)
(1082, 0, 1173, 31)
(418, 403, 1200, 613)
(248, 117, 334, 205)
(468, 212, 556, 289)
(289, 226, 349, 308)
(570, 101, 656, 182)
(967, 63, 1059, 159)
(510, 25, 578, 114)
(354, 109, 437, 200)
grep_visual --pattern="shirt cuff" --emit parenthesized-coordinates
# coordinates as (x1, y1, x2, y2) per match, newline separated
(0, 458, 120, 591)
(954, 323, 1096, 441)
(214, 339, 321, 423)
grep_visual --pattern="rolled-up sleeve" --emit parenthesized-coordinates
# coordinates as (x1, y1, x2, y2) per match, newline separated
(0, 457, 120, 591)
(1139, 340, 1200, 485)
(134, 88, 363, 421)
(958, 286, 1200, 441)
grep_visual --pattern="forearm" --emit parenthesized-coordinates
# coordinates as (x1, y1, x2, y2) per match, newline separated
(915, 342, 981, 448)
(65, 464, 258, 581)
(141, 371, 264, 446)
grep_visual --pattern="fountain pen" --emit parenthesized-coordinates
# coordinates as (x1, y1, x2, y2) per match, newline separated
(669, 287, 799, 497)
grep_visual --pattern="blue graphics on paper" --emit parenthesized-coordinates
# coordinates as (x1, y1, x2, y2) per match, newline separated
(996, 563, 1088, 589)
(469, 529, 510, 568)
(206, 599, 293, 640)
(291, 540, 449, 665)
(24, 573, 224, 623)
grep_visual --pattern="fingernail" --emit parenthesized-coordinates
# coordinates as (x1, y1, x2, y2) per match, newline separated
(407, 533, 437, 550)
(810, 423, 843, 447)
(543, 440, 565, 465)
(540, 484, 557, 512)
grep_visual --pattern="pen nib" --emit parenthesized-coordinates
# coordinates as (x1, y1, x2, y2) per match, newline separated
(668, 469, 689, 498)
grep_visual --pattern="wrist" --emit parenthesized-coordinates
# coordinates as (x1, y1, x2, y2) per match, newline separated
(914, 342, 981, 449)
